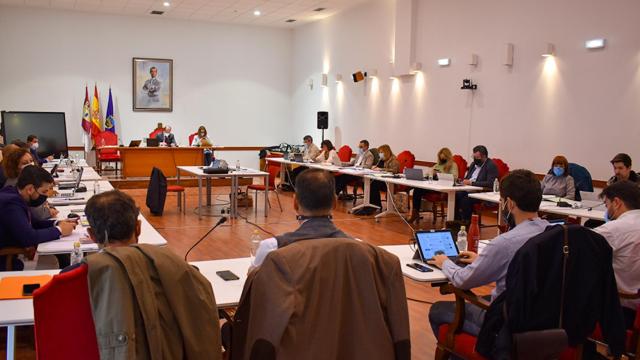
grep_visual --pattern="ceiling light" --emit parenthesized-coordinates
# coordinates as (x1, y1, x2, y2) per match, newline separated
(321, 73, 328, 87)
(542, 43, 555, 57)
(367, 69, 378, 78)
(410, 62, 422, 74)
(437, 58, 450, 66)
(335, 74, 343, 83)
(163, 1, 170, 7)
(253, 10, 261, 16)
(585, 38, 605, 49)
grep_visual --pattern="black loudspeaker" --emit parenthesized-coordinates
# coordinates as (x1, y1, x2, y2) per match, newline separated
(317, 111, 328, 129)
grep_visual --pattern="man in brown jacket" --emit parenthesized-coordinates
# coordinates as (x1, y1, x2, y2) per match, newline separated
(77, 190, 223, 359)
(229, 169, 411, 360)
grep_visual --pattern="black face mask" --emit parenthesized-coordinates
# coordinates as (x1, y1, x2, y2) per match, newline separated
(439, 159, 446, 165)
(473, 158, 484, 166)
(29, 193, 48, 207)
(501, 203, 516, 230)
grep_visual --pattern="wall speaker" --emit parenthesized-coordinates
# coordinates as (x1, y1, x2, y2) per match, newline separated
(317, 111, 328, 129)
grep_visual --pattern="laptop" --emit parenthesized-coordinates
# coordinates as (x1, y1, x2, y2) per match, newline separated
(58, 167, 84, 191)
(49, 164, 59, 177)
(438, 173, 455, 182)
(146, 138, 159, 147)
(293, 153, 304, 163)
(414, 229, 466, 267)
(129, 140, 142, 147)
(404, 168, 425, 181)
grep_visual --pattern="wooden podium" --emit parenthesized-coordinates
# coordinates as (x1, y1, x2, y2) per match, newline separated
(119, 147, 203, 178)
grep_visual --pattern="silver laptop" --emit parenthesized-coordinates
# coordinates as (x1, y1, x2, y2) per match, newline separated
(404, 168, 425, 181)
(56, 168, 84, 197)
(438, 173, 454, 182)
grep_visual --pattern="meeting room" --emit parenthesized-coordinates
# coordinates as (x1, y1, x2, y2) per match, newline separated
(1, 0, 639, 359)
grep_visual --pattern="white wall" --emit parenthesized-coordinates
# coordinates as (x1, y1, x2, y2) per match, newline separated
(0, 6, 294, 168)
(291, 0, 640, 180)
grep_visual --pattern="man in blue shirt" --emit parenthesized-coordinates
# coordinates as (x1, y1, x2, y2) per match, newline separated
(428, 169, 549, 337)
(27, 135, 54, 165)
(0, 165, 76, 270)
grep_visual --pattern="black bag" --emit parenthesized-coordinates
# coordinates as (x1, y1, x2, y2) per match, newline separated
(146, 167, 167, 216)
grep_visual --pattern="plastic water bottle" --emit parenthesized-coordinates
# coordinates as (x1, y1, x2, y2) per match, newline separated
(457, 226, 468, 252)
(249, 230, 261, 262)
(236, 160, 241, 171)
(493, 178, 500, 193)
(94, 181, 101, 195)
(70, 241, 83, 265)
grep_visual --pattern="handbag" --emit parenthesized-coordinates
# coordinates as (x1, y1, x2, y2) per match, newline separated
(510, 226, 571, 359)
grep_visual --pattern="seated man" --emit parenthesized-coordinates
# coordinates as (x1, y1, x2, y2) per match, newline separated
(253, 168, 351, 267)
(608, 153, 640, 186)
(156, 125, 177, 147)
(71, 190, 222, 358)
(454, 145, 499, 222)
(335, 139, 375, 195)
(594, 181, 640, 328)
(0, 165, 76, 270)
(289, 135, 321, 186)
(428, 169, 549, 337)
(27, 134, 54, 165)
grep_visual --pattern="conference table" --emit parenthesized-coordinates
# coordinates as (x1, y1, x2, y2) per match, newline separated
(469, 192, 606, 223)
(0, 258, 251, 360)
(267, 157, 482, 220)
(176, 166, 269, 219)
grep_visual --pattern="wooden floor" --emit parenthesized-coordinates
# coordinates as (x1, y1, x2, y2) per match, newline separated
(2, 185, 498, 359)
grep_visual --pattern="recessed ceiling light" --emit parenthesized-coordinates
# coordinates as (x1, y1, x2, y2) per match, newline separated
(163, 1, 170, 7)
(313, 7, 326, 12)
(253, 10, 261, 16)
(285, 19, 296, 23)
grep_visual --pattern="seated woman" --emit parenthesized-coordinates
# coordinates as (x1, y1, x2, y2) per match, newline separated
(540, 155, 575, 200)
(408, 147, 459, 224)
(314, 140, 342, 166)
(191, 125, 213, 165)
(356, 144, 400, 215)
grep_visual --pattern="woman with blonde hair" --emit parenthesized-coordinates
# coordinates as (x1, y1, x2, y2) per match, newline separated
(408, 147, 459, 224)
(191, 125, 213, 165)
(356, 144, 400, 215)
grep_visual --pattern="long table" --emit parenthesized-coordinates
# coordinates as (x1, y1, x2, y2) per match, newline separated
(0, 258, 250, 359)
(469, 192, 606, 222)
(119, 147, 204, 178)
(267, 157, 481, 220)
(177, 166, 269, 219)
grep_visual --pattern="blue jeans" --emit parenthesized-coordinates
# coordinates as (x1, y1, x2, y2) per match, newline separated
(429, 300, 486, 339)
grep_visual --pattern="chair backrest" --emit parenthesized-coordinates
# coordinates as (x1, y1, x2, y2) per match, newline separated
(452, 155, 468, 180)
(96, 130, 118, 146)
(33, 263, 100, 359)
(149, 128, 163, 139)
(337, 145, 353, 162)
(492, 158, 510, 179)
(568, 163, 594, 201)
(188, 132, 198, 146)
(396, 150, 415, 173)
(370, 148, 380, 165)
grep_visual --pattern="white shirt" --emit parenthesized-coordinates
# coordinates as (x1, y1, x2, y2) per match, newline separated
(470, 163, 483, 181)
(314, 149, 341, 166)
(594, 209, 640, 308)
(252, 237, 278, 268)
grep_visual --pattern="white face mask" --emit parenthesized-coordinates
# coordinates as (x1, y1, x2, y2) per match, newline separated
(165, 132, 171, 136)
(31, 143, 39, 150)
(379, 153, 385, 161)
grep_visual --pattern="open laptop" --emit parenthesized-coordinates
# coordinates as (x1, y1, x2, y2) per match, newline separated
(58, 167, 84, 191)
(414, 229, 466, 267)
(146, 138, 159, 147)
(129, 140, 142, 147)
(438, 173, 455, 182)
(404, 168, 425, 181)
(49, 164, 59, 177)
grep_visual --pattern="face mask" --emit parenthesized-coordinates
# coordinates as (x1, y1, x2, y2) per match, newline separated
(21, 162, 35, 170)
(603, 209, 610, 223)
(501, 200, 516, 230)
(31, 143, 39, 150)
(553, 166, 564, 177)
(439, 158, 447, 165)
(473, 158, 483, 166)
(379, 153, 385, 161)
(358, 148, 364, 156)
(29, 192, 48, 207)
(199, 132, 205, 137)
(165, 132, 171, 137)
(304, 143, 309, 149)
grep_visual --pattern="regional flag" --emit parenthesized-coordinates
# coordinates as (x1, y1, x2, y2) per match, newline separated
(104, 87, 116, 133)
(90, 85, 102, 138)
(82, 86, 91, 134)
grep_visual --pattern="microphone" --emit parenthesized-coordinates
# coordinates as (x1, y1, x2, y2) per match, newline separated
(184, 217, 227, 261)
(587, 202, 605, 211)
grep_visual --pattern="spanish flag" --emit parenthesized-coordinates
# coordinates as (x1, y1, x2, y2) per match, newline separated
(90, 84, 102, 138)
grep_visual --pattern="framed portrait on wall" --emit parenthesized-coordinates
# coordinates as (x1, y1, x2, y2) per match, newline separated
(132, 57, 173, 112)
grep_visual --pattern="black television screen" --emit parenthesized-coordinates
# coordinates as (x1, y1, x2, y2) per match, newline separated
(1, 111, 69, 158)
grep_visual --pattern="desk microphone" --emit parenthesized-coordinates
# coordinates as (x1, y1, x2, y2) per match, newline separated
(184, 217, 227, 261)
(587, 202, 605, 211)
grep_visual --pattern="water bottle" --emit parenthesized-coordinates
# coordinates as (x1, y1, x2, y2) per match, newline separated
(249, 230, 261, 263)
(70, 241, 83, 265)
(236, 160, 241, 171)
(493, 178, 500, 193)
(94, 180, 101, 195)
(457, 226, 468, 252)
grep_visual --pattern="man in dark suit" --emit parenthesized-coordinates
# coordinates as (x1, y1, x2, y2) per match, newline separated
(155, 125, 178, 147)
(455, 145, 499, 222)
(27, 134, 54, 165)
(0, 165, 76, 270)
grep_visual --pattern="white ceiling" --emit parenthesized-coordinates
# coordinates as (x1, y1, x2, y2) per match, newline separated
(0, 0, 369, 27)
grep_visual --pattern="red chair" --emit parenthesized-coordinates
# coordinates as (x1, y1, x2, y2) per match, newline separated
(33, 264, 100, 359)
(168, 184, 186, 214)
(473, 158, 510, 228)
(417, 155, 467, 224)
(149, 128, 163, 139)
(395, 150, 415, 194)
(337, 145, 353, 163)
(452, 155, 468, 181)
(247, 154, 282, 214)
(590, 292, 640, 358)
(188, 132, 198, 146)
(95, 131, 121, 174)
